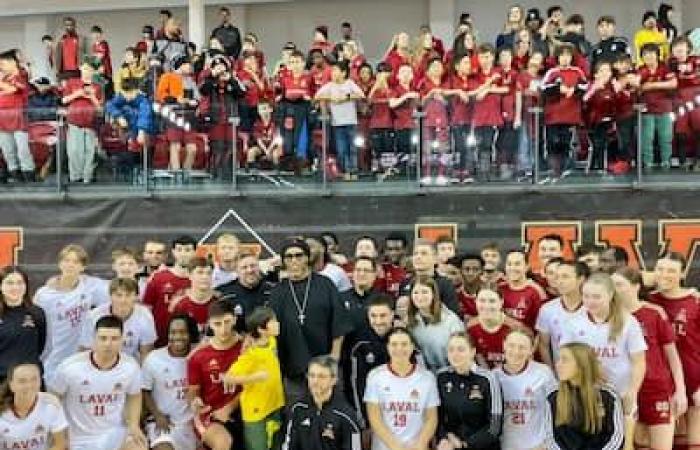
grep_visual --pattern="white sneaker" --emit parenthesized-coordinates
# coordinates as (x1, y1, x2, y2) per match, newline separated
(420, 176, 433, 185)
(434, 175, 449, 185)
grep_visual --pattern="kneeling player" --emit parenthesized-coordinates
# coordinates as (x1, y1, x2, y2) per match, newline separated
(51, 315, 146, 450)
(142, 314, 201, 450)
(187, 300, 243, 450)
(247, 102, 282, 170)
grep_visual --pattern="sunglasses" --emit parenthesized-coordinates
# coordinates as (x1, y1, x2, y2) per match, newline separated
(284, 252, 307, 260)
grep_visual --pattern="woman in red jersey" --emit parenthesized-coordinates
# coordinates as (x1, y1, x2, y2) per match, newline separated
(648, 252, 700, 450)
(613, 267, 687, 450)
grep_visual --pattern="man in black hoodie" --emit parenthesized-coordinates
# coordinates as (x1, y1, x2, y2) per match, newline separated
(211, 7, 242, 59)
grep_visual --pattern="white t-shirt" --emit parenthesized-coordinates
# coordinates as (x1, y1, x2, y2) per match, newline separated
(79, 304, 157, 359)
(35, 278, 98, 383)
(316, 80, 364, 126)
(535, 298, 587, 362)
(494, 361, 556, 450)
(82, 275, 112, 308)
(50, 351, 141, 444)
(212, 266, 237, 289)
(0, 392, 68, 450)
(364, 364, 440, 450)
(410, 306, 464, 371)
(560, 313, 647, 394)
(141, 347, 191, 425)
(320, 263, 352, 293)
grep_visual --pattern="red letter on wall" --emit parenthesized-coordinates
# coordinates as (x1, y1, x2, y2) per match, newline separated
(659, 220, 700, 277)
(521, 222, 581, 273)
(595, 221, 644, 269)
(0, 228, 23, 267)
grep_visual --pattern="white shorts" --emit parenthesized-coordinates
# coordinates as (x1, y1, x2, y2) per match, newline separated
(71, 427, 128, 450)
(145, 421, 197, 450)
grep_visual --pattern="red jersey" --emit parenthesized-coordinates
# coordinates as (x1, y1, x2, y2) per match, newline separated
(500, 68, 518, 123)
(369, 87, 394, 129)
(280, 73, 312, 102)
(171, 295, 214, 335)
(639, 64, 676, 114)
(379, 262, 408, 299)
(458, 290, 477, 318)
(449, 72, 473, 126)
(498, 282, 544, 330)
(237, 69, 264, 107)
(187, 341, 242, 411)
(309, 65, 332, 97)
(584, 83, 617, 126)
(63, 78, 102, 128)
(419, 77, 449, 128)
(648, 291, 700, 393)
(253, 117, 279, 146)
(349, 55, 367, 81)
(517, 71, 542, 131)
(91, 40, 112, 78)
(672, 56, 700, 89)
(60, 33, 80, 73)
(614, 73, 638, 120)
(384, 50, 412, 83)
(467, 320, 511, 369)
(143, 269, 191, 347)
(390, 84, 418, 130)
(632, 304, 675, 396)
(471, 68, 504, 127)
(541, 66, 587, 126)
(0, 72, 28, 132)
(513, 54, 529, 71)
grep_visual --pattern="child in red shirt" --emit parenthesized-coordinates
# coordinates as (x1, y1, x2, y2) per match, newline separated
(418, 57, 450, 184)
(277, 50, 312, 169)
(63, 59, 103, 183)
(670, 37, 700, 169)
(0, 50, 34, 182)
(612, 55, 639, 164)
(369, 63, 396, 177)
(447, 54, 478, 182)
(584, 61, 617, 171)
(515, 51, 545, 178)
(496, 47, 519, 180)
(247, 101, 282, 170)
(237, 52, 266, 133)
(389, 64, 420, 176)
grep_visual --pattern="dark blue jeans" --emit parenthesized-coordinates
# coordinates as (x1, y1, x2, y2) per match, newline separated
(334, 124, 357, 173)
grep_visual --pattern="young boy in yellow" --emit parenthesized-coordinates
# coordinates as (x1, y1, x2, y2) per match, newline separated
(226, 307, 284, 450)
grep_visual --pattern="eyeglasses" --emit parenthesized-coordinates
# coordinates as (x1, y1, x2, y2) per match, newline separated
(284, 252, 307, 260)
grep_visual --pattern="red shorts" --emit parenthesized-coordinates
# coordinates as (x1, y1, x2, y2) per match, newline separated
(638, 391, 673, 425)
(165, 126, 198, 145)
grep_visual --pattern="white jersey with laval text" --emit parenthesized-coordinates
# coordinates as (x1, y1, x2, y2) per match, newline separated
(535, 298, 586, 363)
(494, 361, 556, 450)
(35, 279, 96, 383)
(141, 347, 191, 425)
(560, 313, 647, 394)
(363, 364, 440, 450)
(0, 392, 68, 450)
(50, 351, 141, 442)
(78, 304, 157, 359)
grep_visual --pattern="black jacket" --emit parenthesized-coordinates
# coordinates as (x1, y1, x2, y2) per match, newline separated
(545, 384, 624, 450)
(0, 305, 46, 380)
(342, 328, 388, 426)
(436, 365, 503, 450)
(211, 24, 242, 59)
(283, 393, 362, 450)
(589, 37, 631, 69)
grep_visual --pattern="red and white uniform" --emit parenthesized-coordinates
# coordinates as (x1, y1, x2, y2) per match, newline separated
(378, 263, 408, 299)
(560, 313, 647, 394)
(170, 295, 215, 336)
(78, 304, 157, 359)
(467, 320, 512, 369)
(498, 282, 545, 330)
(0, 392, 68, 450)
(535, 297, 586, 362)
(671, 56, 700, 134)
(35, 279, 97, 385)
(186, 341, 242, 429)
(363, 364, 440, 450)
(279, 73, 312, 102)
(457, 290, 477, 319)
(50, 351, 141, 450)
(142, 347, 196, 450)
(632, 304, 676, 425)
(494, 361, 556, 450)
(143, 269, 191, 348)
(648, 291, 700, 404)
(540, 66, 587, 126)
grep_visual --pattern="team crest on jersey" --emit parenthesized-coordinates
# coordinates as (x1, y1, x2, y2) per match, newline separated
(524, 387, 534, 397)
(383, 386, 390, 392)
(301, 418, 311, 427)
(3, 428, 8, 434)
(655, 401, 671, 415)
(82, 379, 90, 386)
(21, 314, 35, 328)
(468, 385, 483, 400)
(322, 423, 335, 440)
(34, 424, 45, 434)
(164, 283, 173, 292)
(114, 382, 123, 392)
(209, 360, 220, 370)
(445, 381, 453, 393)
(234, 305, 243, 316)
(366, 352, 375, 364)
(410, 389, 420, 399)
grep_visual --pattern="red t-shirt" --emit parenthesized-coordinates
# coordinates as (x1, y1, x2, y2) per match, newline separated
(614, 73, 638, 120)
(0, 73, 28, 132)
(369, 87, 393, 129)
(384, 50, 412, 84)
(449, 72, 473, 126)
(61, 33, 80, 72)
(252, 117, 278, 146)
(380, 263, 408, 299)
(281, 73, 312, 102)
(467, 320, 511, 369)
(419, 77, 449, 128)
(471, 68, 504, 127)
(237, 69, 263, 107)
(584, 83, 616, 126)
(541, 66, 587, 126)
(171, 295, 214, 335)
(91, 40, 112, 78)
(639, 64, 676, 114)
(632, 305, 675, 396)
(500, 68, 518, 123)
(309, 65, 332, 97)
(349, 55, 367, 82)
(63, 78, 102, 128)
(672, 56, 700, 90)
(390, 84, 418, 130)
(498, 282, 544, 330)
(187, 342, 242, 411)
(458, 290, 477, 318)
(648, 291, 700, 393)
(143, 269, 191, 347)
